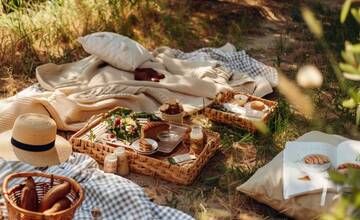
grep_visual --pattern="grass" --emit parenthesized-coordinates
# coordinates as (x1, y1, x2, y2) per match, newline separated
(0, 0, 359, 219)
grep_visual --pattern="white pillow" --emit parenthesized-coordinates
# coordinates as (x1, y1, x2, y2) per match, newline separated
(78, 32, 152, 71)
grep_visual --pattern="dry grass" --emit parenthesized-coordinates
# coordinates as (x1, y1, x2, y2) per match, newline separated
(0, 0, 358, 219)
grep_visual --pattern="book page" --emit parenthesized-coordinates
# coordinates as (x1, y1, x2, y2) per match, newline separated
(283, 141, 337, 199)
(336, 140, 360, 168)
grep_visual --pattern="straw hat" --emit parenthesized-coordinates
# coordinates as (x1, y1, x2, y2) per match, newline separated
(0, 113, 72, 167)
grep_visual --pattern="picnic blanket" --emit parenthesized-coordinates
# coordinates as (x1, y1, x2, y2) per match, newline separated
(0, 153, 194, 220)
(0, 42, 277, 133)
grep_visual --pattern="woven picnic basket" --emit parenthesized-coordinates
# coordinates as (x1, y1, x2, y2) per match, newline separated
(204, 91, 277, 133)
(70, 108, 221, 185)
(2, 172, 84, 220)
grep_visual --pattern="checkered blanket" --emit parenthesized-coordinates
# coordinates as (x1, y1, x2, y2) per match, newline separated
(174, 46, 278, 87)
(0, 153, 194, 220)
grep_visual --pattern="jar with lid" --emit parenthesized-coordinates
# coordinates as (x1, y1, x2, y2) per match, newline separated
(103, 153, 117, 173)
(114, 147, 129, 176)
(189, 125, 204, 155)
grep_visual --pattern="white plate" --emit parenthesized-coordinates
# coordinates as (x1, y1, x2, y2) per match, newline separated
(131, 138, 159, 155)
(244, 102, 269, 118)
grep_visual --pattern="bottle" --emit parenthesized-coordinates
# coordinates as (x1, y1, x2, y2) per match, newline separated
(114, 147, 129, 176)
(189, 125, 204, 155)
(103, 153, 117, 173)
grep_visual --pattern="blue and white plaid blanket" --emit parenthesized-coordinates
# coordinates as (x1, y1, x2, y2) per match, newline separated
(0, 153, 194, 220)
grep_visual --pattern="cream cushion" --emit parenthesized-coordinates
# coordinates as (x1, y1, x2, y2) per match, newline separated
(78, 32, 152, 71)
(237, 131, 348, 220)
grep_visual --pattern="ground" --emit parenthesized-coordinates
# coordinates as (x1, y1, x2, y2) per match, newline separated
(0, 0, 358, 219)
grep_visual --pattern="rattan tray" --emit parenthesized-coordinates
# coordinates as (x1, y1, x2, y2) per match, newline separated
(204, 91, 277, 133)
(70, 108, 220, 185)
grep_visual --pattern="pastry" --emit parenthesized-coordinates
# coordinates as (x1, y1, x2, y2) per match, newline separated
(139, 138, 153, 152)
(303, 154, 330, 165)
(250, 101, 266, 111)
(337, 163, 360, 173)
(160, 100, 184, 115)
(141, 122, 170, 140)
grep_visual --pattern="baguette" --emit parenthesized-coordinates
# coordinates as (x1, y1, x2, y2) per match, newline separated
(39, 182, 71, 212)
(43, 197, 71, 214)
(20, 177, 38, 212)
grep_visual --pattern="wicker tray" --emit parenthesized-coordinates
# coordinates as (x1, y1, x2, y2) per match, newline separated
(204, 91, 277, 133)
(70, 108, 220, 185)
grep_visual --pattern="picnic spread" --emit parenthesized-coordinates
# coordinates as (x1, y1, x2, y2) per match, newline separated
(0, 32, 357, 220)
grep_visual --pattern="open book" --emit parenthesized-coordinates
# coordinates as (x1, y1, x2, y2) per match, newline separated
(283, 140, 360, 199)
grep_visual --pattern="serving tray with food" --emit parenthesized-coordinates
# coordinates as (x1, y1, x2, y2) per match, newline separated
(70, 107, 220, 185)
(204, 90, 277, 132)
(283, 140, 360, 202)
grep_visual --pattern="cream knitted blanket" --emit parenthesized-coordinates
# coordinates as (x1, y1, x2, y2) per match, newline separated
(0, 43, 276, 132)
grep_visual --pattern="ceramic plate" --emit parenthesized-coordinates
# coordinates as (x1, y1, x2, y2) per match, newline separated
(131, 138, 159, 155)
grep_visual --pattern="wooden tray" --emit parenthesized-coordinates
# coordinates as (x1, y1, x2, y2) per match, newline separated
(70, 107, 221, 185)
(204, 91, 277, 133)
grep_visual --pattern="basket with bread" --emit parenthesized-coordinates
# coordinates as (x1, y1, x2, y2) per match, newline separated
(204, 90, 277, 133)
(2, 172, 84, 220)
(70, 107, 220, 185)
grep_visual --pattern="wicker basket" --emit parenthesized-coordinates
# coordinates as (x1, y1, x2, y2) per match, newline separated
(204, 91, 278, 133)
(2, 172, 84, 220)
(70, 108, 221, 185)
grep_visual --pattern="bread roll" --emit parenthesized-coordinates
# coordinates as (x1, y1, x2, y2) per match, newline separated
(20, 177, 38, 212)
(39, 182, 70, 212)
(250, 101, 265, 111)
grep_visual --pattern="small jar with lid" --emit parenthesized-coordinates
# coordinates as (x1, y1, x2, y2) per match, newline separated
(189, 125, 204, 155)
(114, 147, 129, 176)
(103, 153, 118, 174)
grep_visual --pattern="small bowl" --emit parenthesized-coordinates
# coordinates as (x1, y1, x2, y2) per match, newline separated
(298, 161, 331, 173)
(157, 131, 180, 142)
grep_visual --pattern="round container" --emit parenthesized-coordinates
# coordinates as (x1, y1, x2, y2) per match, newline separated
(189, 126, 204, 155)
(103, 153, 118, 173)
(114, 147, 129, 176)
(157, 131, 180, 143)
(161, 111, 185, 124)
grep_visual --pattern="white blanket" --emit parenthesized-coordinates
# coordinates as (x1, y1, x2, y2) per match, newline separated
(0, 43, 277, 132)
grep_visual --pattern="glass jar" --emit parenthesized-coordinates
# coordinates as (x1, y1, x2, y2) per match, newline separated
(103, 153, 117, 173)
(114, 147, 129, 176)
(189, 126, 204, 155)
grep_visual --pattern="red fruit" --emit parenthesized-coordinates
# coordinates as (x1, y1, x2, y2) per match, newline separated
(115, 117, 121, 126)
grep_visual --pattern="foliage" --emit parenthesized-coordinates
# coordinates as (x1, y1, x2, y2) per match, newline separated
(301, 0, 360, 219)
(322, 169, 360, 220)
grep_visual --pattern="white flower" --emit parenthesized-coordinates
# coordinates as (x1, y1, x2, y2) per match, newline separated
(296, 65, 323, 88)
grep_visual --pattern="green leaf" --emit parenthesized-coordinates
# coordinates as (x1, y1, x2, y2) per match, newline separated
(302, 7, 323, 38)
(340, 62, 359, 74)
(329, 169, 347, 184)
(347, 44, 360, 53)
(341, 51, 356, 66)
(357, 105, 360, 126)
(341, 0, 353, 23)
(351, 8, 360, 23)
(342, 98, 356, 108)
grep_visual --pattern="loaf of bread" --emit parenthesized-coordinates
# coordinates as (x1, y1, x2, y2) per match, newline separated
(39, 182, 71, 212)
(304, 154, 330, 165)
(250, 101, 265, 111)
(141, 122, 170, 140)
(43, 197, 71, 214)
(20, 177, 38, 212)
